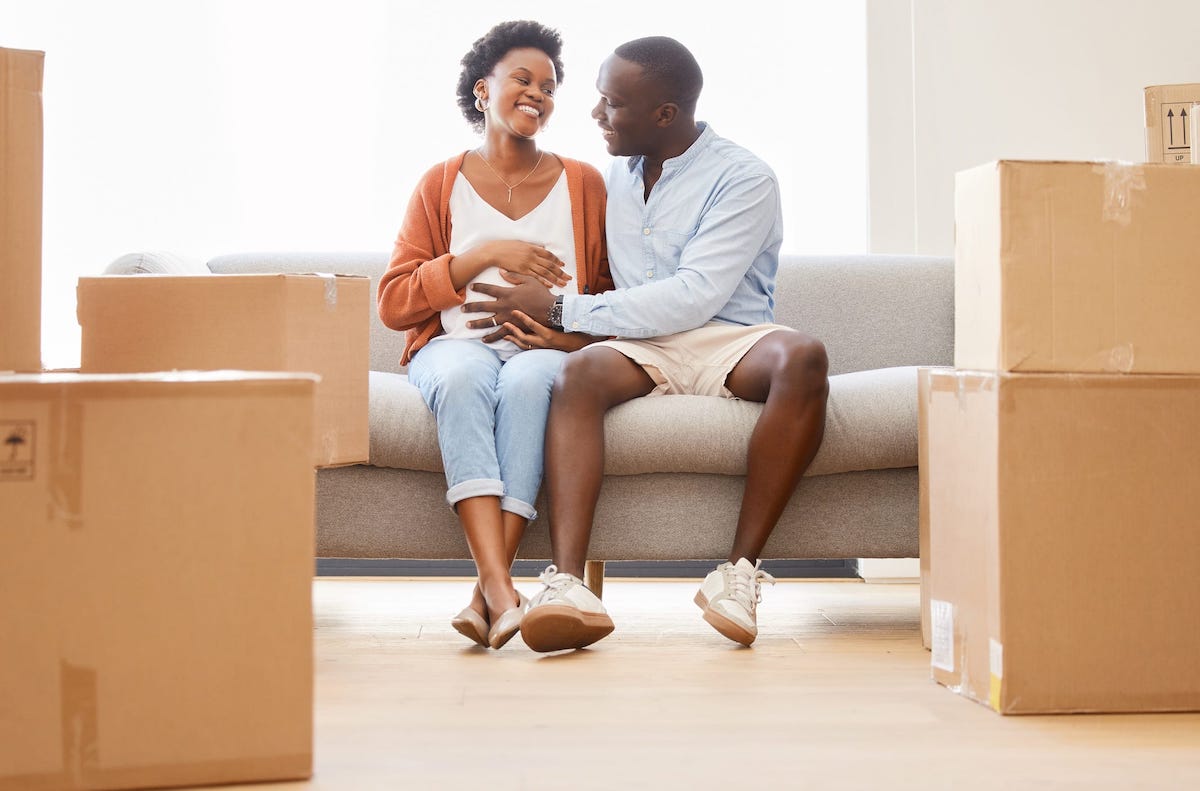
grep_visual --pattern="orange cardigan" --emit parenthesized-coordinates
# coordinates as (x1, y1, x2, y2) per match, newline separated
(378, 152, 612, 366)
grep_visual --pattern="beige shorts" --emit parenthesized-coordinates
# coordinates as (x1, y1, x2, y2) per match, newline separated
(592, 322, 794, 398)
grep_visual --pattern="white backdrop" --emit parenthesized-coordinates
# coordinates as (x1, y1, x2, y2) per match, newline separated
(2, 0, 867, 367)
(868, 0, 1200, 255)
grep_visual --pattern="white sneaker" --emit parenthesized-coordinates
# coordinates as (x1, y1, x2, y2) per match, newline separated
(694, 558, 776, 646)
(520, 565, 615, 652)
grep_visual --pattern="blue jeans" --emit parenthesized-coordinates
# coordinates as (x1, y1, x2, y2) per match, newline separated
(407, 338, 566, 520)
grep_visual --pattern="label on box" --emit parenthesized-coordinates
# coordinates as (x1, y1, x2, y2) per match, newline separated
(1146, 84, 1200, 164)
(1158, 102, 1194, 161)
(0, 420, 36, 481)
(989, 638, 1004, 711)
(930, 599, 954, 672)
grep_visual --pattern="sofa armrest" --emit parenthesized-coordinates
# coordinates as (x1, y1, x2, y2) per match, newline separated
(104, 250, 210, 275)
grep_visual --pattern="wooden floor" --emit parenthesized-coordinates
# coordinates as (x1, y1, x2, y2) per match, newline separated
(203, 578, 1200, 790)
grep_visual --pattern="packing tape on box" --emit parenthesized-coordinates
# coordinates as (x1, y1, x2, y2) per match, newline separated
(1, 659, 309, 789)
(60, 660, 99, 785)
(1072, 343, 1137, 373)
(1095, 161, 1147, 226)
(312, 272, 338, 308)
(48, 392, 83, 530)
(1099, 344, 1135, 373)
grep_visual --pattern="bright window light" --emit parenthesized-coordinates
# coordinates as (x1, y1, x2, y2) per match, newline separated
(3, 0, 866, 368)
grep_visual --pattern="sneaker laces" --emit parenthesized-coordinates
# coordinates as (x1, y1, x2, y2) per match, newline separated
(724, 561, 776, 611)
(538, 564, 563, 586)
(532, 564, 582, 605)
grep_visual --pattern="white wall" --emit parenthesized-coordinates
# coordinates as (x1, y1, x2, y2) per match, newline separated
(868, 0, 1200, 255)
(2, 0, 866, 368)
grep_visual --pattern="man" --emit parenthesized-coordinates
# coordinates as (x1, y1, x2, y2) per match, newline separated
(463, 36, 829, 650)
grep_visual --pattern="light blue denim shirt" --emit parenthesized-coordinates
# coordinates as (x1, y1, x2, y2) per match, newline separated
(561, 123, 783, 338)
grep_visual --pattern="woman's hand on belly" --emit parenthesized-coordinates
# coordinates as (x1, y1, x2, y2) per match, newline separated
(456, 241, 573, 294)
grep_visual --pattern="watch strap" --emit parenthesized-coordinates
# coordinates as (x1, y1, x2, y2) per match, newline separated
(548, 295, 565, 330)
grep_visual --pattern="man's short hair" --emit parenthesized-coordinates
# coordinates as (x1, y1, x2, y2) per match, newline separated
(613, 36, 703, 115)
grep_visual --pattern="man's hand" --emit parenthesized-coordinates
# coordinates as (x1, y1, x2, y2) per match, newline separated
(503, 311, 595, 352)
(462, 271, 556, 342)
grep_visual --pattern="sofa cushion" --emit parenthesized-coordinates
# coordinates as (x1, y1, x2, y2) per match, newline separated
(366, 365, 917, 478)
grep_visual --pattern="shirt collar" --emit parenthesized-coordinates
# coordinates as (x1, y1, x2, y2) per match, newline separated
(625, 121, 713, 173)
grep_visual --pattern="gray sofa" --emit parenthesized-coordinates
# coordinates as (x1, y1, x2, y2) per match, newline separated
(109, 251, 953, 566)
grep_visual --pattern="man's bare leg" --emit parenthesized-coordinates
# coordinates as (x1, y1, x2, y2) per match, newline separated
(694, 330, 828, 646)
(520, 347, 654, 652)
(543, 346, 656, 577)
(722, 330, 829, 562)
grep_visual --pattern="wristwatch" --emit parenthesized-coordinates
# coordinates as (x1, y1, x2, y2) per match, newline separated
(547, 295, 565, 330)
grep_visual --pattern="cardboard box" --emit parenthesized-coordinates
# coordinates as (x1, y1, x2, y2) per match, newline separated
(955, 160, 1200, 374)
(926, 368, 1200, 714)
(916, 366, 953, 651)
(1193, 104, 1200, 165)
(77, 273, 369, 466)
(0, 47, 44, 372)
(1145, 83, 1200, 164)
(0, 371, 316, 789)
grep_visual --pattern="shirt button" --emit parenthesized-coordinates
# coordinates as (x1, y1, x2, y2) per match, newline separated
(643, 227, 651, 235)
(646, 270, 654, 278)
(571, 321, 580, 329)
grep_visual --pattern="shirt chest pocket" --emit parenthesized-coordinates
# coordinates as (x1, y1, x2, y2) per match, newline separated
(648, 226, 697, 268)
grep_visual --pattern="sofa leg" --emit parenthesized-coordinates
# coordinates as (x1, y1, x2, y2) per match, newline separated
(584, 560, 605, 599)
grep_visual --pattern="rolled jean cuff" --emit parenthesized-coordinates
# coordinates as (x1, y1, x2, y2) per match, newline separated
(446, 478, 505, 509)
(500, 496, 537, 522)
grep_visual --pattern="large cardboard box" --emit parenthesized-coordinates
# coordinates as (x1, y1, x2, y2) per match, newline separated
(926, 368, 1200, 714)
(77, 273, 369, 466)
(0, 47, 44, 372)
(1145, 83, 1200, 164)
(916, 366, 953, 651)
(1193, 104, 1200, 164)
(0, 371, 316, 789)
(955, 160, 1200, 374)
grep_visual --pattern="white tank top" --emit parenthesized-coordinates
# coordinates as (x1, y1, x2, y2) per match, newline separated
(435, 170, 577, 360)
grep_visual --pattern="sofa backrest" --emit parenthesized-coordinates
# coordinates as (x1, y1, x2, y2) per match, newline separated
(775, 254, 953, 375)
(206, 251, 954, 376)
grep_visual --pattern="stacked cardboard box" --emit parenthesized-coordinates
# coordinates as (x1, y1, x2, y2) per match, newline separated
(1145, 83, 1200, 165)
(1, 52, 352, 788)
(0, 371, 317, 789)
(923, 160, 1200, 714)
(0, 47, 44, 372)
(1193, 102, 1200, 165)
(77, 273, 371, 467)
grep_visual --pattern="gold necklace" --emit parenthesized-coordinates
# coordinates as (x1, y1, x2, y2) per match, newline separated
(473, 149, 545, 203)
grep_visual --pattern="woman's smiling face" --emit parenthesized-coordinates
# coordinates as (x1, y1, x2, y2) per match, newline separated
(477, 47, 557, 139)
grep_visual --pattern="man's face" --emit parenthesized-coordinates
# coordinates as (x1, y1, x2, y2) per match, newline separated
(591, 54, 664, 157)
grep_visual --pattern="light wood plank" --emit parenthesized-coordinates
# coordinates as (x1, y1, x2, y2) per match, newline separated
(193, 578, 1200, 790)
